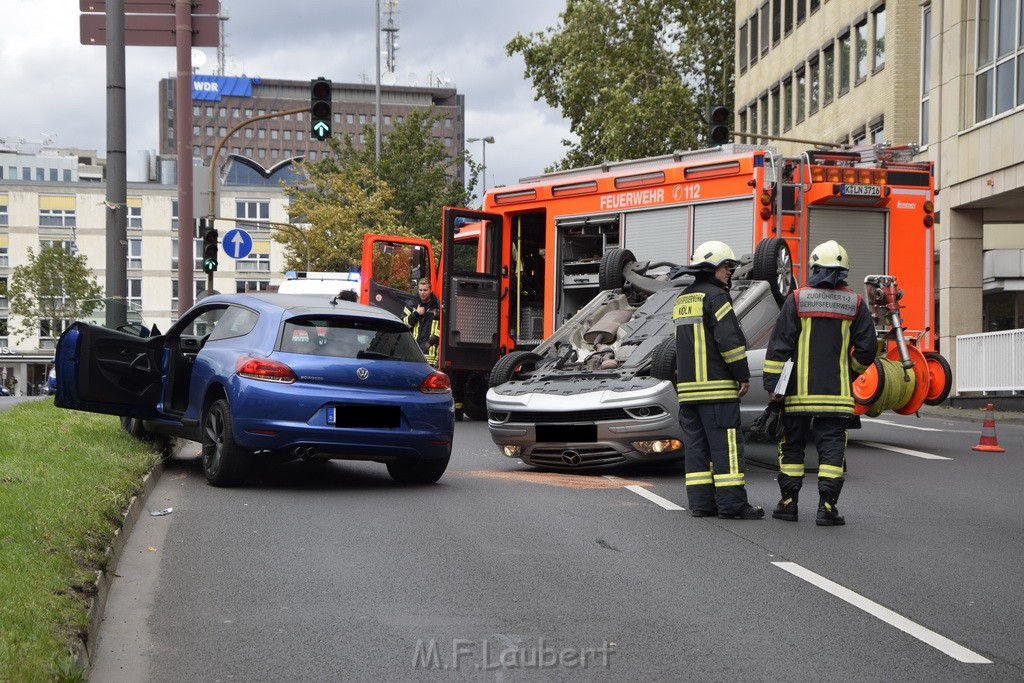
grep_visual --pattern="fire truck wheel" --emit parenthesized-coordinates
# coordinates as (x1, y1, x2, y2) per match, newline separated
(650, 336, 677, 382)
(461, 372, 490, 421)
(599, 248, 636, 291)
(923, 352, 952, 405)
(489, 351, 544, 387)
(753, 238, 795, 305)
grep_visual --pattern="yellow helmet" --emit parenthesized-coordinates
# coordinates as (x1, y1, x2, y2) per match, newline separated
(809, 240, 850, 269)
(690, 240, 738, 268)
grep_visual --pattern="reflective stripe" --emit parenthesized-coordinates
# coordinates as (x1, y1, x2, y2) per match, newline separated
(677, 389, 740, 402)
(780, 463, 805, 477)
(764, 359, 787, 372)
(686, 470, 713, 481)
(714, 301, 733, 321)
(721, 346, 747, 363)
(675, 316, 702, 326)
(714, 473, 746, 487)
(798, 317, 812, 395)
(851, 357, 869, 374)
(677, 379, 738, 390)
(839, 319, 852, 392)
(727, 428, 739, 474)
(818, 464, 845, 479)
(686, 471, 714, 486)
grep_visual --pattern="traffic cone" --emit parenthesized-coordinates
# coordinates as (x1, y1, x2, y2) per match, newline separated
(972, 403, 1005, 452)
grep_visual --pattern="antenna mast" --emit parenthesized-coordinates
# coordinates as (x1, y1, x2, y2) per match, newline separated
(383, 0, 399, 73)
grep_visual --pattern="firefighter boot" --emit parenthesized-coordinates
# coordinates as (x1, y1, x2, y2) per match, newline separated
(772, 495, 798, 522)
(816, 496, 846, 526)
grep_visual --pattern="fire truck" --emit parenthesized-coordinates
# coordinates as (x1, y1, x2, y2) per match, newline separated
(360, 143, 949, 421)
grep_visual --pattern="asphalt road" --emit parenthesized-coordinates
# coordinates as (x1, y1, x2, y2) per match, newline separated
(90, 410, 1023, 681)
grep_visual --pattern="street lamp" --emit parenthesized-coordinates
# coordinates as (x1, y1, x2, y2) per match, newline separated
(467, 136, 495, 193)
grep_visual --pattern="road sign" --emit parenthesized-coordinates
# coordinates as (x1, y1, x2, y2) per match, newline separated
(80, 13, 220, 46)
(222, 228, 253, 260)
(80, 0, 219, 13)
(313, 121, 330, 138)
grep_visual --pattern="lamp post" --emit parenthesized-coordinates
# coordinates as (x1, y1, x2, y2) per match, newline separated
(467, 136, 495, 193)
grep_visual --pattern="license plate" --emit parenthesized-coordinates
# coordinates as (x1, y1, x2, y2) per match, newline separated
(841, 183, 881, 197)
(328, 405, 400, 428)
(536, 423, 597, 442)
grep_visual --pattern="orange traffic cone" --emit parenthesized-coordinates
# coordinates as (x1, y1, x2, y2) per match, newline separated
(972, 403, 1005, 452)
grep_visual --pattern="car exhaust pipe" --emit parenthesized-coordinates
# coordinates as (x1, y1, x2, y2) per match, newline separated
(294, 445, 315, 458)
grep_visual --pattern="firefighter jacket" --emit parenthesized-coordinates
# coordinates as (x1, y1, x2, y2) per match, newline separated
(763, 285, 877, 415)
(405, 294, 440, 365)
(673, 277, 750, 404)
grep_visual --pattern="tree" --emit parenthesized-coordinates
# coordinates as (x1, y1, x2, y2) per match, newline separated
(7, 245, 103, 343)
(280, 163, 414, 272)
(507, 0, 735, 170)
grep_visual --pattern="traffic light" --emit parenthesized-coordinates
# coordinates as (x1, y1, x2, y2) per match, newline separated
(202, 225, 219, 274)
(310, 77, 332, 141)
(707, 104, 731, 145)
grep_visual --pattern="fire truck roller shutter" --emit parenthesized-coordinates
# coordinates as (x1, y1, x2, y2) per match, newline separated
(692, 199, 756, 263)
(621, 206, 690, 265)
(807, 208, 887, 289)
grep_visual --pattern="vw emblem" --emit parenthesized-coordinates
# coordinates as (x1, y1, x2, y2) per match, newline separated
(561, 449, 582, 466)
(356, 367, 370, 380)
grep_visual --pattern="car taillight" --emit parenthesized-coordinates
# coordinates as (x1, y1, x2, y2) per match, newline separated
(236, 356, 296, 383)
(419, 371, 451, 393)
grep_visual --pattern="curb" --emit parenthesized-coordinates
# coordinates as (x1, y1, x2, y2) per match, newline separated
(74, 440, 182, 672)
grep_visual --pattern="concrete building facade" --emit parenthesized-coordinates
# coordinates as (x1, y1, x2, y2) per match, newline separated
(734, 0, 1024, 391)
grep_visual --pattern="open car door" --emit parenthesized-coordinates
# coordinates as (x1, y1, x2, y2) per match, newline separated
(360, 234, 435, 319)
(54, 322, 165, 419)
(439, 207, 504, 372)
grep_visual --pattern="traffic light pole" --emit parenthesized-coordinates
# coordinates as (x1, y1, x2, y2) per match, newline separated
(205, 106, 311, 291)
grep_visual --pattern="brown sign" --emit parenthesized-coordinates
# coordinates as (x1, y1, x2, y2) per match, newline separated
(80, 13, 219, 46)
(80, 0, 219, 13)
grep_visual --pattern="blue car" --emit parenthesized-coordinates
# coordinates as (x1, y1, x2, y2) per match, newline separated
(54, 293, 454, 486)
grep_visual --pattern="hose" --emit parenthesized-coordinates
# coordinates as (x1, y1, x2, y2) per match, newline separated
(866, 357, 915, 416)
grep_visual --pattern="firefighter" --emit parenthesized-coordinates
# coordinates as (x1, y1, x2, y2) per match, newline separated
(763, 240, 877, 526)
(404, 278, 440, 366)
(674, 241, 764, 520)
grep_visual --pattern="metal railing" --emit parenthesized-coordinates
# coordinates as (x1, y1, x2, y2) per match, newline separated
(956, 329, 1024, 394)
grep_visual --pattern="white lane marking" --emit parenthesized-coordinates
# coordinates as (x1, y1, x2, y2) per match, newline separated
(854, 440, 952, 460)
(772, 562, 991, 664)
(623, 485, 685, 510)
(867, 419, 975, 434)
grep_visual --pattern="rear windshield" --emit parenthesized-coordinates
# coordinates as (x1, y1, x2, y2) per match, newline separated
(280, 316, 424, 362)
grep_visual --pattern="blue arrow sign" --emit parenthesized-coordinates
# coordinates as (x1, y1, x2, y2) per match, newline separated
(222, 228, 253, 259)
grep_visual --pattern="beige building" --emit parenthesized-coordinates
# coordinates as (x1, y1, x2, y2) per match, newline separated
(735, 0, 1024, 391)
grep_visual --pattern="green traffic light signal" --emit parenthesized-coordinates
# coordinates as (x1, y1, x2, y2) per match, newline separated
(310, 77, 332, 141)
(203, 228, 219, 273)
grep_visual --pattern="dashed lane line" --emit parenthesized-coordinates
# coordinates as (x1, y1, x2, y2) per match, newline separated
(867, 419, 975, 434)
(854, 440, 952, 460)
(773, 562, 991, 664)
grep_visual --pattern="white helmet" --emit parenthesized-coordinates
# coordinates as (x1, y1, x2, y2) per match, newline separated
(690, 240, 739, 269)
(809, 240, 850, 269)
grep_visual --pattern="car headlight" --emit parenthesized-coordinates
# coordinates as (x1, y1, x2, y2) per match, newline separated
(631, 439, 682, 454)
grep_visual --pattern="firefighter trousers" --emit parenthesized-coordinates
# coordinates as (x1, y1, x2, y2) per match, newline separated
(679, 402, 749, 515)
(777, 414, 849, 501)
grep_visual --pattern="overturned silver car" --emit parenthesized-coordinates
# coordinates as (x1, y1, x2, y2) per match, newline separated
(486, 240, 792, 471)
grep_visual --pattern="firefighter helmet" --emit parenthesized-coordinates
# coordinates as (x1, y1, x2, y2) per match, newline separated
(690, 241, 739, 269)
(809, 240, 850, 269)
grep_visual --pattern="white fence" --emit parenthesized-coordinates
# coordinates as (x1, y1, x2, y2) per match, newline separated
(956, 329, 1024, 394)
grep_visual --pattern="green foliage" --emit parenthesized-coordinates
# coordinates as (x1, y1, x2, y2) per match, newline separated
(281, 163, 414, 272)
(7, 246, 104, 343)
(0, 400, 159, 679)
(278, 109, 479, 271)
(507, 0, 735, 170)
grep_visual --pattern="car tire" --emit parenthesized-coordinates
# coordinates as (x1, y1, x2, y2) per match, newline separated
(387, 454, 450, 484)
(119, 416, 151, 440)
(202, 399, 249, 487)
(650, 336, 677, 382)
(753, 237, 795, 305)
(489, 351, 544, 387)
(598, 248, 635, 291)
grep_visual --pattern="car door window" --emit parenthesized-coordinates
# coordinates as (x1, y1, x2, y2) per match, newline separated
(206, 306, 258, 341)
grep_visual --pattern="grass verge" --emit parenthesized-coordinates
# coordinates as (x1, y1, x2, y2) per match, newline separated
(0, 399, 161, 681)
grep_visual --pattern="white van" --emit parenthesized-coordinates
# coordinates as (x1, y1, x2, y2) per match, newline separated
(277, 271, 360, 297)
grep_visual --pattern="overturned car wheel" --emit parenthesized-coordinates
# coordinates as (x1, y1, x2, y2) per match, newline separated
(489, 351, 544, 387)
(598, 248, 636, 291)
(753, 237, 795, 305)
(650, 336, 677, 382)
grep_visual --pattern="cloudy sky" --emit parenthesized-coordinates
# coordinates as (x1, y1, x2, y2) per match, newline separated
(1, 0, 573, 187)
